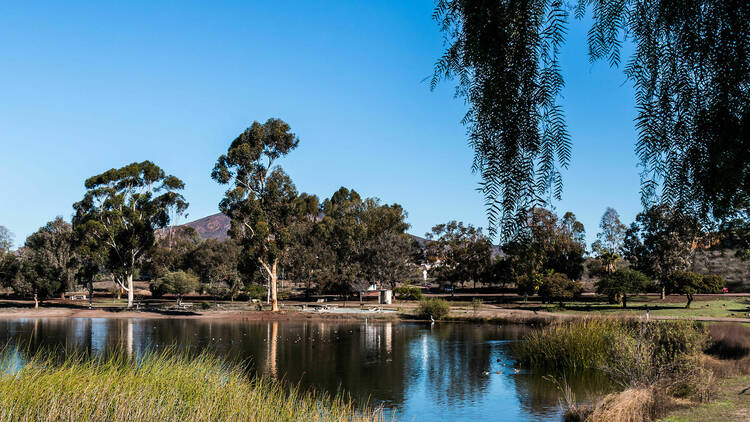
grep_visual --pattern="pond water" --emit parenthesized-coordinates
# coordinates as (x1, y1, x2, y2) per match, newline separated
(0, 318, 609, 421)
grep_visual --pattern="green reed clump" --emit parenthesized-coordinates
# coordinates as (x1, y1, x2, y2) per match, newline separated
(514, 318, 709, 376)
(0, 348, 385, 422)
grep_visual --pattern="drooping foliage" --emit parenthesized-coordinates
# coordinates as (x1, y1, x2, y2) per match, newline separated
(432, 0, 571, 238)
(433, 0, 749, 238)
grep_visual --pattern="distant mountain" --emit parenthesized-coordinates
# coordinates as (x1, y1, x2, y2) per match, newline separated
(180, 213, 231, 240)
(174, 213, 502, 256)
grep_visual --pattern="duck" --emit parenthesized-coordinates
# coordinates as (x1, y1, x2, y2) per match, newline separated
(514, 368, 520, 374)
(483, 371, 490, 376)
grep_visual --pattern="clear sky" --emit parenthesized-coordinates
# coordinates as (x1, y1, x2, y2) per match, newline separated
(0, 1, 641, 249)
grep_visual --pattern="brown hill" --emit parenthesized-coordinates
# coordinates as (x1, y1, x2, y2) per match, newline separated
(176, 213, 503, 257)
(181, 213, 231, 240)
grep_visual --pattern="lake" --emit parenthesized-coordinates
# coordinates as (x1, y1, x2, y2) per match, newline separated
(0, 318, 608, 421)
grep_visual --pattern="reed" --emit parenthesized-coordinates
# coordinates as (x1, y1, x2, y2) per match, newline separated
(0, 348, 385, 422)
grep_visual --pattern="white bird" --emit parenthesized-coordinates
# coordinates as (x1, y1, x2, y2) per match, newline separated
(430, 315, 435, 323)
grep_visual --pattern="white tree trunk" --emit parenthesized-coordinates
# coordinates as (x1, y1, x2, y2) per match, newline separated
(260, 258, 280, 312)
(270, 265, 278, 312)
(127, 273, 134, 308)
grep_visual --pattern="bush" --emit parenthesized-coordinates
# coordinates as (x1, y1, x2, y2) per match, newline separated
(394, 285, 423, 301)
(472, 298, 483, 314)
(538, 272, 582, 305)
(417, 298, 450, 320)
(244, 284, 266, 301)
(150, 271, 199, 304)
(595, 268, 652, 308)
(665, 270, 725, 308)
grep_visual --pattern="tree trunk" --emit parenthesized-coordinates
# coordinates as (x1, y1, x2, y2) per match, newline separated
(660, 285, 665, 300)
(127, 273, 134, 308)
(88, 278, 94, 309)
(270, 260, 279, 312)
(622, 295, 628, 309)
(686, 294, 693, 308)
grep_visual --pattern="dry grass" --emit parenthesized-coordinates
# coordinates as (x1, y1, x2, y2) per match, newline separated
(586, 387, 684, 422)
(0, 348, 385, 422)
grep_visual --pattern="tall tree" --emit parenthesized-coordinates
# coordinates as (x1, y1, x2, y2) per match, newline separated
(212, 118, 302, 312)
(591, 207, 628, 273)
(623, 204, 703, 299)
(432, 0, 749, 237)
(73, 161, 188, 308)
(0, 226, 13, 253)
(0, 226, 16, 288)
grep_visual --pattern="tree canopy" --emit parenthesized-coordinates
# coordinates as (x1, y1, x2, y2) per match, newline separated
(212, 118, 303, 311)
(73, 161, 188, 308)
(432, 0, 749, 238)
(425, 221, 493, 289)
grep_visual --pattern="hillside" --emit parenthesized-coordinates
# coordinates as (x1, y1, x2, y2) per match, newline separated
(172, 213, 485, 253)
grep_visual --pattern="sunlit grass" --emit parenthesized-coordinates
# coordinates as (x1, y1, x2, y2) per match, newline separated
(0, 348, 386, 422)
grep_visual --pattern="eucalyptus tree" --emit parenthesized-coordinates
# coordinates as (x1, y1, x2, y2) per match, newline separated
(0, 226, 13, 253)
(212, 118, 302, 311)
(591, 208, 628, 273)
(623, 204, 703, 299)
(0, 226, 16, 288)
(432, 0, 749, 238)
(73, 161, 188, 308)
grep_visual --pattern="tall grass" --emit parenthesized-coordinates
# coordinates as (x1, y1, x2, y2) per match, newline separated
(516, 318, 717, 421)
(0, 348, 385, 422)
(514, 318, 708, 376)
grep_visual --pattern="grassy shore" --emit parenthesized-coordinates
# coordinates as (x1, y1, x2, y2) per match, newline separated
(0, 349, 384, 422)
(512, 318, 750, 421)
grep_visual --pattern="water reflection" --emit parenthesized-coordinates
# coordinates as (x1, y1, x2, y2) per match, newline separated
(0, 318, 608, 421)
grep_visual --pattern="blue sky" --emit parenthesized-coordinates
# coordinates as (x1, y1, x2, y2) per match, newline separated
(0, 1, 640, 248)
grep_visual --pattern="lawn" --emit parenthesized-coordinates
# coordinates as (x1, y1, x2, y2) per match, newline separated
(536, 297, 750, 319)
(660, 376, 750, 422)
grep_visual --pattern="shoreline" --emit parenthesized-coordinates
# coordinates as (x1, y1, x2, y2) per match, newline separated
(0, 305, 748, 324)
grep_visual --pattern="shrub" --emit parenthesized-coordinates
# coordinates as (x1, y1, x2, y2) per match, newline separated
(417, 298, 450, 320)
(394, 285, 423, 301)
(244, 284, 266, 301)
(665, 270, 725, 308)
(595, 268, 651, 308)
(471, 298, 483, 314)
(150, 271, 199, 305)
(537, 272, 582, 305)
